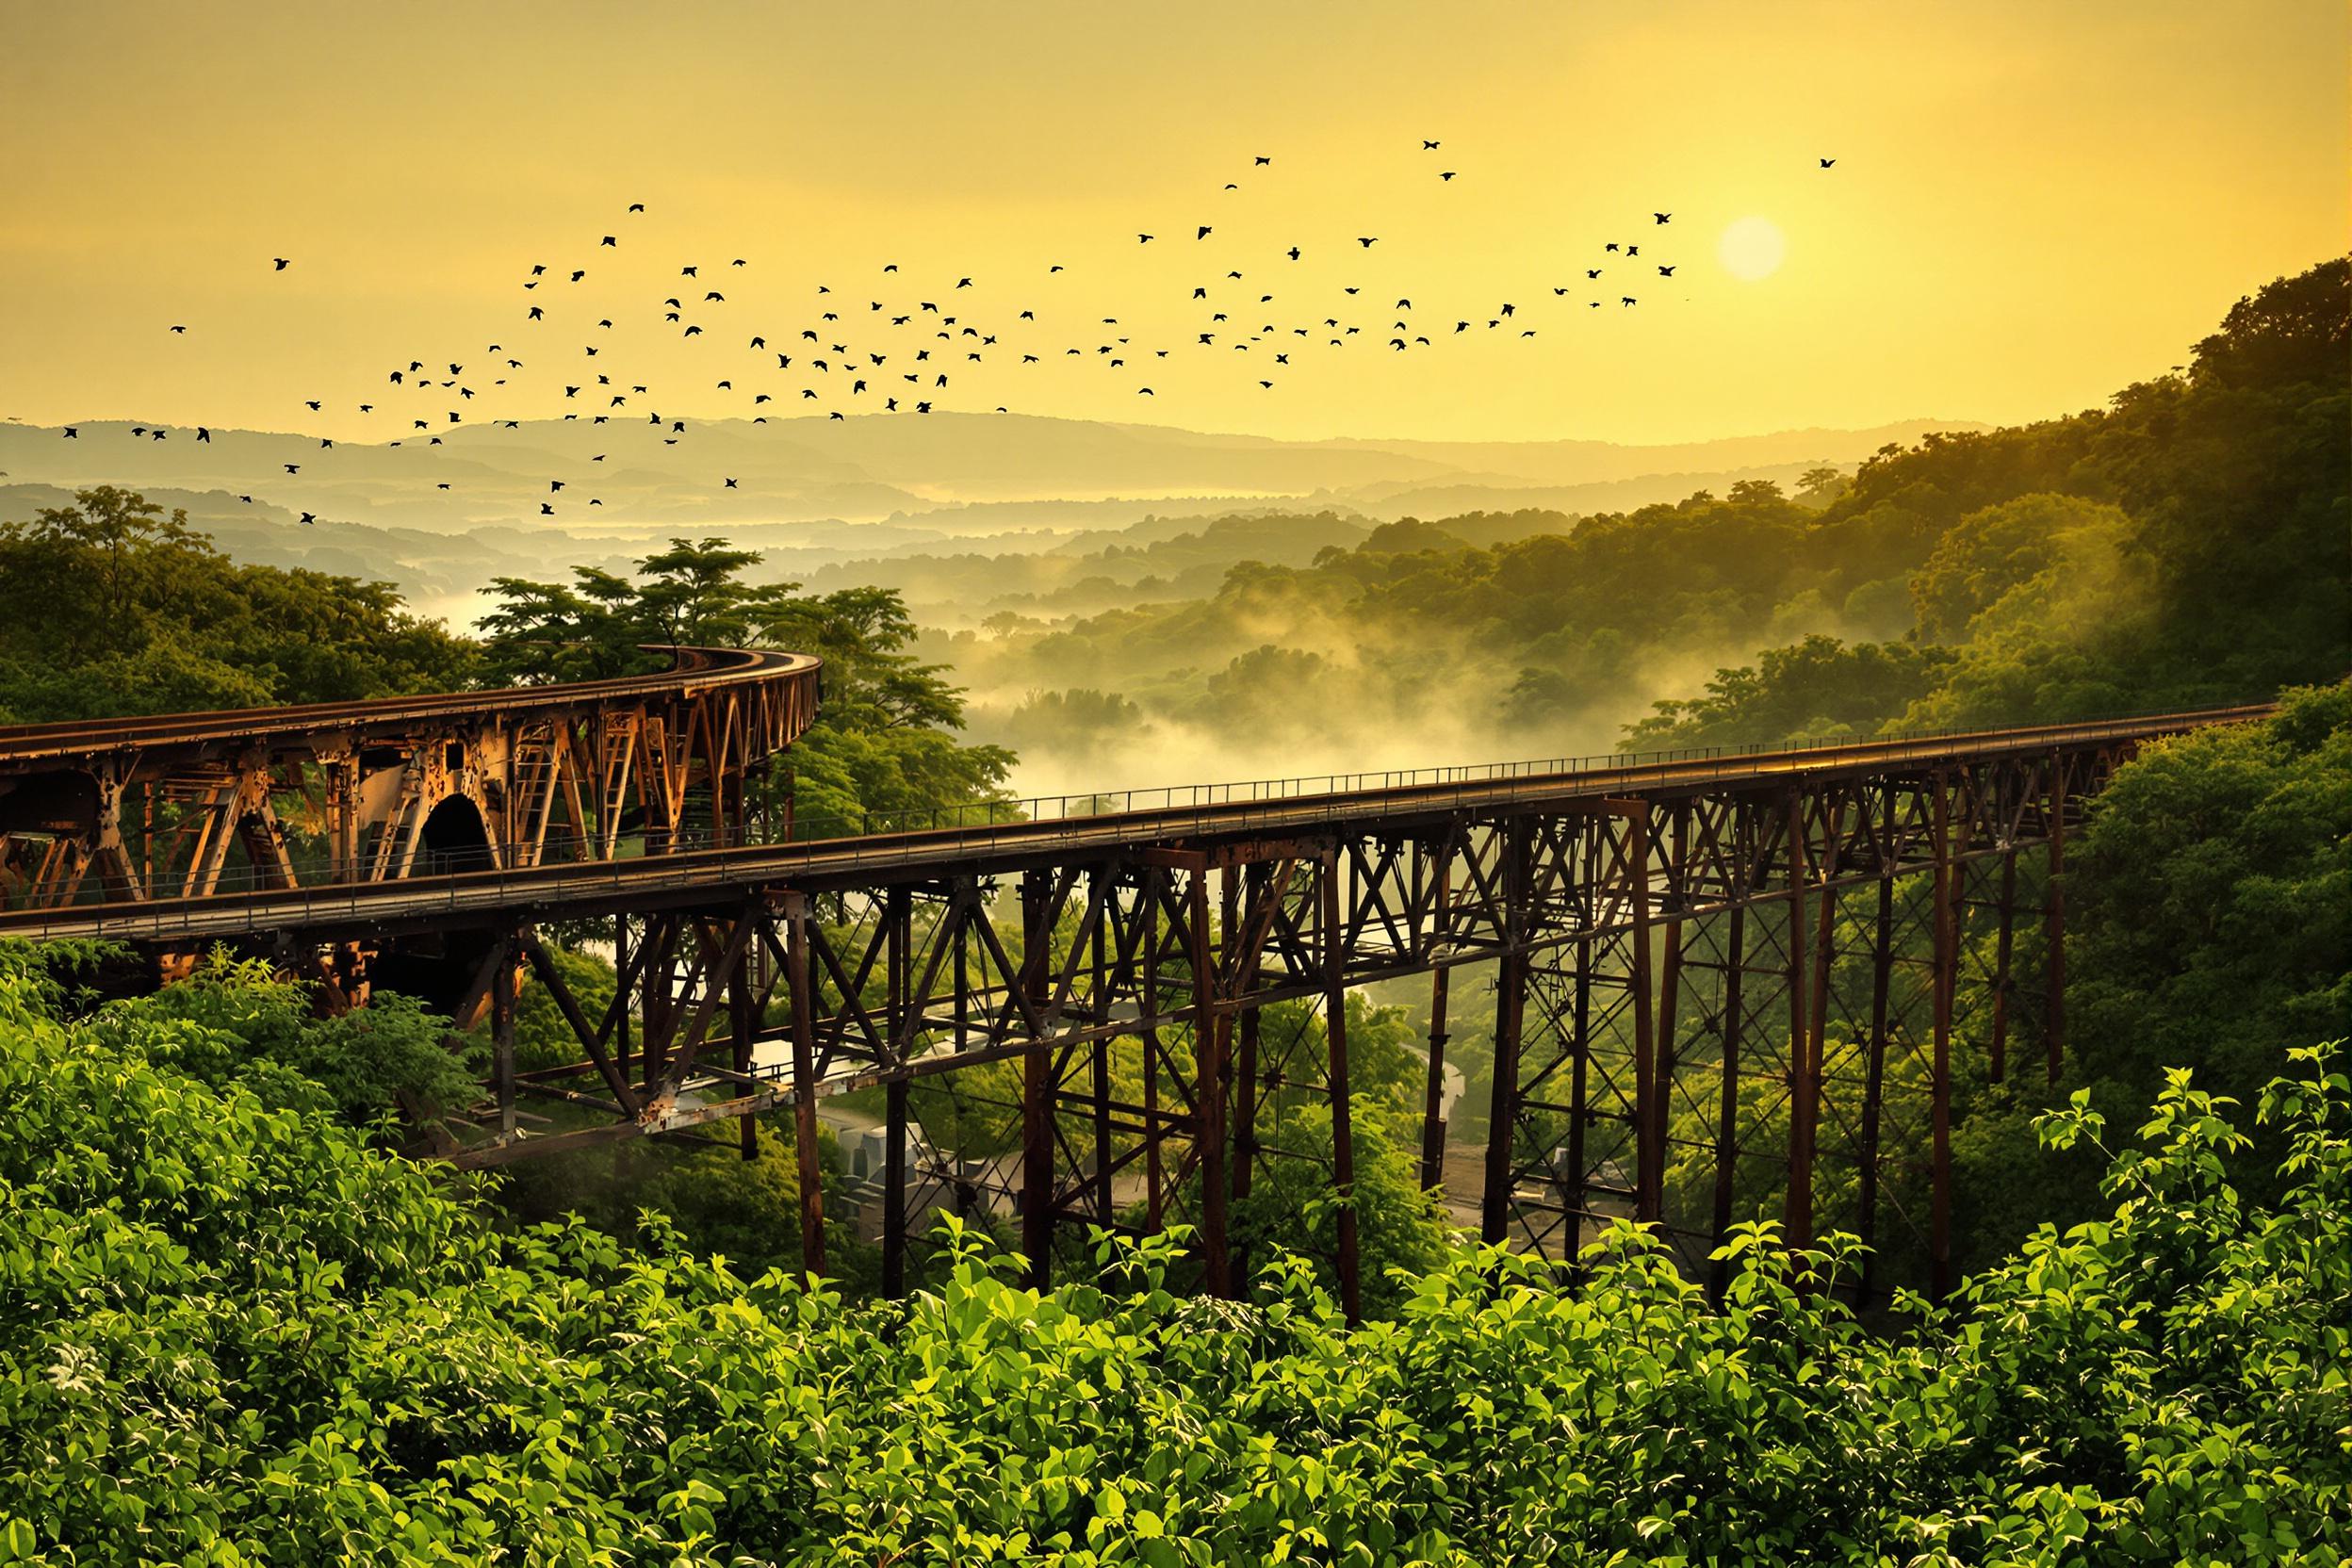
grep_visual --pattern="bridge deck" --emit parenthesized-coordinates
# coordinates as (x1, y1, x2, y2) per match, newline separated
(0, 702, 2267, 945)
(0, 645, 819, 764)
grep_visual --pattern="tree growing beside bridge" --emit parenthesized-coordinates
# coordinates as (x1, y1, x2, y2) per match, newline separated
(480, 537, 1014, 834)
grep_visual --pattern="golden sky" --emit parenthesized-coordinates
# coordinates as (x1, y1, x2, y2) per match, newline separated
(1, 0, 2344, 446)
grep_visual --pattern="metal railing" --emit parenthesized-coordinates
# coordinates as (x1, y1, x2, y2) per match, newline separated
(0, 699, 2271, 941)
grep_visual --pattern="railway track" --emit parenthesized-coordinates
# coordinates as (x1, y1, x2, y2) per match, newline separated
(0, 700, 2268, 945)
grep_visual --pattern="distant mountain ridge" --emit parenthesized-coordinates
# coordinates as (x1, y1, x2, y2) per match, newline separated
(0, 413, 1984, 531)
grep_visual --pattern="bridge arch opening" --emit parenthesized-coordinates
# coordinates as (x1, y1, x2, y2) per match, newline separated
(418, 794, 496, 876)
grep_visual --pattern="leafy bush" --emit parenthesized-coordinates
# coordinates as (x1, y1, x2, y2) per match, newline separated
(2, 939, 2344, 1564)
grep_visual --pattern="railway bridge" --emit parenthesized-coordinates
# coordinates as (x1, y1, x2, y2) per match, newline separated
(0, 662, 2268, 1310)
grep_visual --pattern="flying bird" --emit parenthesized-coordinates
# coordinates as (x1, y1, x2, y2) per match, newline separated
(1820, 157, 1837, 168)
(1655, 213, 1671, 223)
(273, 257, 291, 270)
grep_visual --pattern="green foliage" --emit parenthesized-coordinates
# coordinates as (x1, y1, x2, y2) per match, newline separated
(1950, 683, 2352, 1266)
(88, 949, 480, 1129)
(1230, 1098, 1454, 1318)
(3, 943, 2346, 1562)
(481, 537, 1013, 834)
(1624, 634, 1956, 751)
(960, 261, 2341, 776)
(1629, 256, 2348, 747)
(0, 486, 478, 723)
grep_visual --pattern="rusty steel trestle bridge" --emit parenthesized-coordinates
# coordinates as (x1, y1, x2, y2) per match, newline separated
(0, 665, 2268, 1310)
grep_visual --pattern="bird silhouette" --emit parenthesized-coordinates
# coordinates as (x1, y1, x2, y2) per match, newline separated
(170, 325, 187, 334)
(1658, 265, 1675, 276)
(1253, 155, 1270, 165)
(273, 257, 291, 270)
(1440, 172, 1456, 181)
(1819, 157, 1836, 168)
(1655, 213, 1671, 223)
(1422, 139, 1440, 149)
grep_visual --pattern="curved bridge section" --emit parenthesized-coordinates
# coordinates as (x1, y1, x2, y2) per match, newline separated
(0, 646, 821, 916)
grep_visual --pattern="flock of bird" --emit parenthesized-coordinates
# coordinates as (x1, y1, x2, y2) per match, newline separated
(70, 142, 1838, 522)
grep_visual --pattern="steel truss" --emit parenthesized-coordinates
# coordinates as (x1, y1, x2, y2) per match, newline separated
(0, 648, 818, 1010)
(437, 743, 2125, 1311)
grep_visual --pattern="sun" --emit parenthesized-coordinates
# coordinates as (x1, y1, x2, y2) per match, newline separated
(1718, 217, 1787, 282)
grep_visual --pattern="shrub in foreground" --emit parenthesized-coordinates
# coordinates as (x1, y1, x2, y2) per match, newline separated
(0, 946, 2344, 1564)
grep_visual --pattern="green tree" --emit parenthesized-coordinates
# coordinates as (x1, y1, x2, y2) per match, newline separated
(0, 487, 475, 723)
(482, 540, 1012, 835)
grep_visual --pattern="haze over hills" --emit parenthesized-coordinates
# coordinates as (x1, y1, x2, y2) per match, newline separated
(0, 412, 1976, 625)
(1, 411, 1977, 524)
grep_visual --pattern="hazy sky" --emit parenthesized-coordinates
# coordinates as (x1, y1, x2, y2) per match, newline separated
(2, 1, 2344, 446)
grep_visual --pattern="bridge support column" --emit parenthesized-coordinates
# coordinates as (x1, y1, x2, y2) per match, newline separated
(784, 890, 826, 1281)
(491, 933, 517, 1139)
(1185, 864, 1231, 1298)
(1480, 823, 1531, 1248)
(1020, 871, 1056, 1290)
(2045, 755, 2068, 1085)
(1089, 873, 1116, 1234)
(1321, 851, 1361, 1323)
(731, 926, 757, 1162)
(1647, 804, 1688, 1239)
(1986, 848, 2019, 1084)
(1419, 849, 1454, 1191)
(1140, 871, 1164, 1232)
(1705, 899, 1750, 1304)
(1854, 861, 1896, 1304)
(1627, 803, 1659, 1227)
(1929, 776, 1957, 1302)
(1783, 790, 1820, 1253)
(883, 889, 910, 1297)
